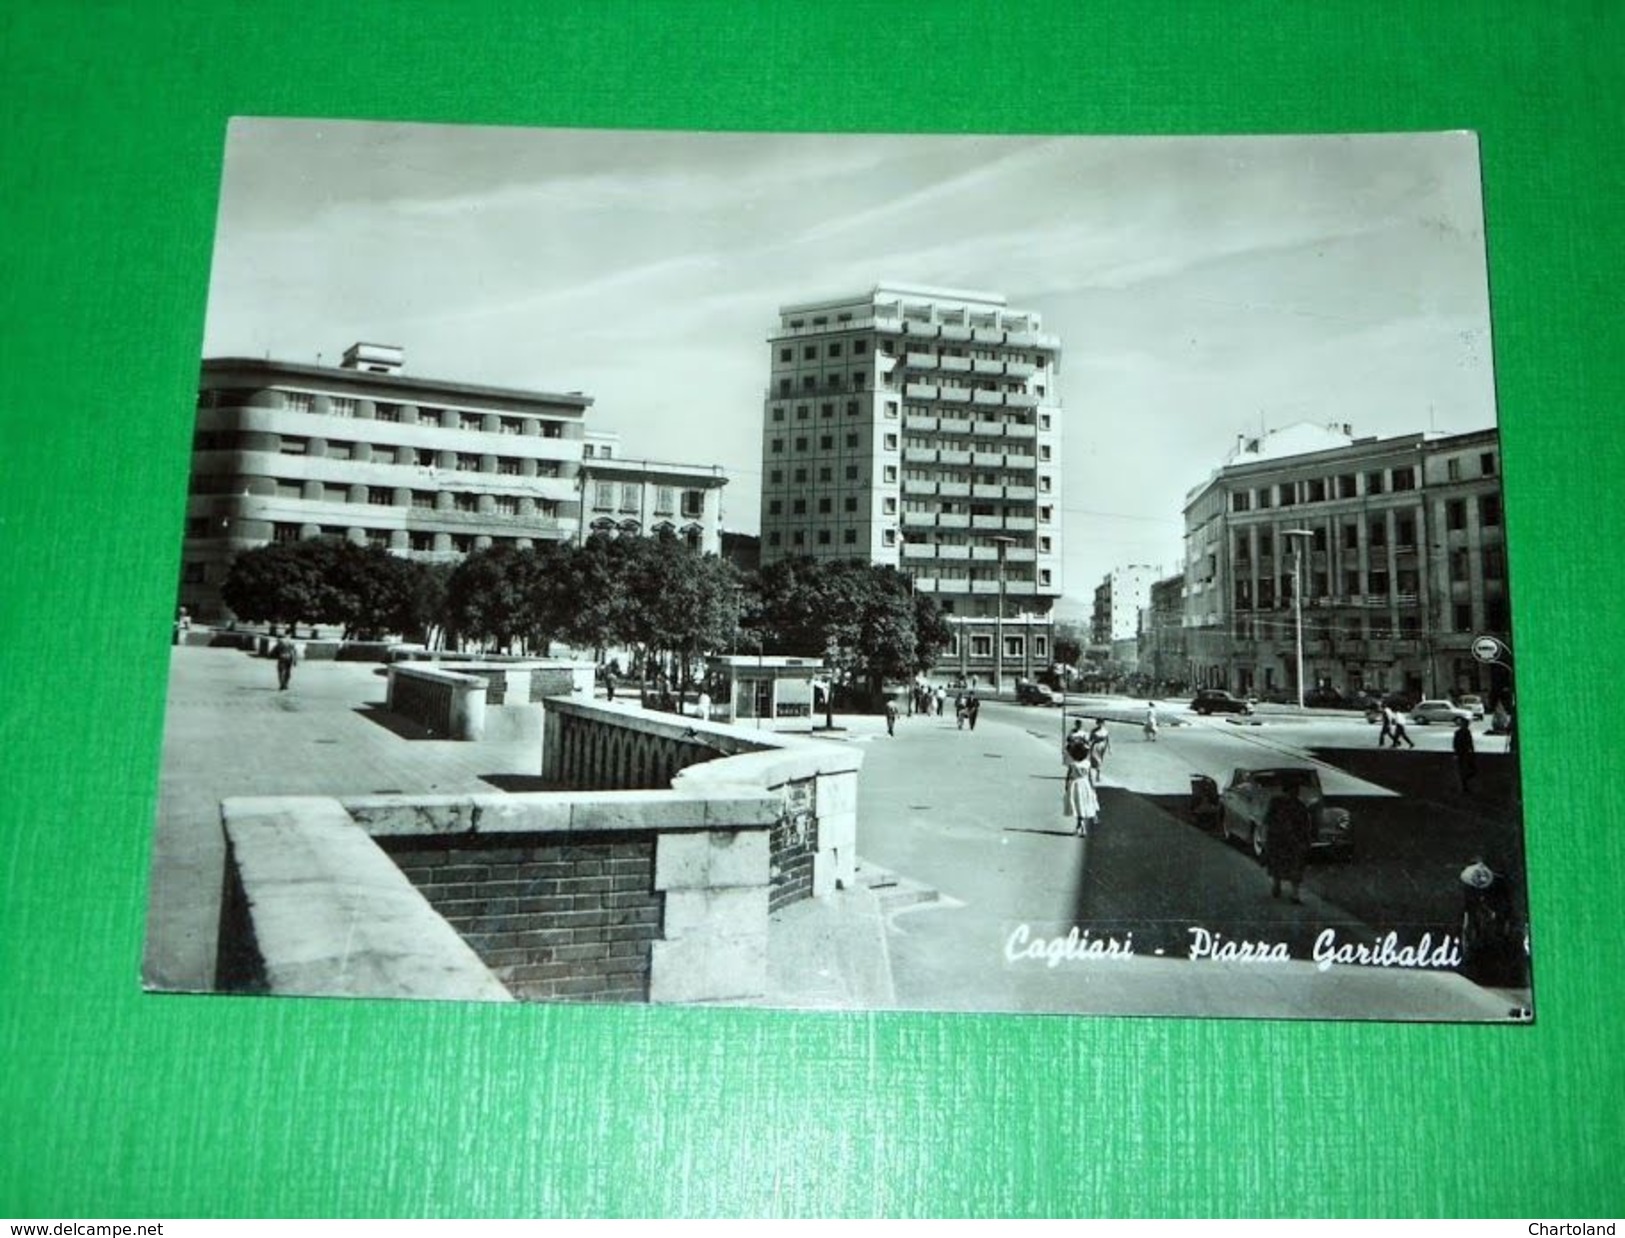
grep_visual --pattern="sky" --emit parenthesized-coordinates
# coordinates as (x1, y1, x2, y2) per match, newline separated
(203, 122, 1499, 618)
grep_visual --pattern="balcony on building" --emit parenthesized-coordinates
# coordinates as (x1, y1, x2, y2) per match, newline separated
(904, 413, 938, 432)
(938, 449, 972, 466)
(937, 512, 971, 529)
(902, 478, 936, 496)
(901, 510, 936, 528)
(938, 416, 973, 434)
(905, 382, 939, 400)
(937, 480, 971, 498)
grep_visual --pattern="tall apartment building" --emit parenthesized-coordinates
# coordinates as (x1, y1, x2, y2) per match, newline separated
(1181, 422, 1511, 702)
(183, 344, 591, 619)
(759, 284, 1063, 686)
(1090, 564, 1162, 666)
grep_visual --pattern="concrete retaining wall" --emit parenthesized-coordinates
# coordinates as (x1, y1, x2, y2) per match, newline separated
(386, 664, 489, 739)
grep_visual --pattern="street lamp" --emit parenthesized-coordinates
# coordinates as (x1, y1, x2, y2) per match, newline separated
(992, 534, 1016, 694)
(1282, 528, 1314, 708)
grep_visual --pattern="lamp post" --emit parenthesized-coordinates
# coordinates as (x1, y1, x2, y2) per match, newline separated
(992, 534, 1016, 694)
(1283, 528, 1313, 708)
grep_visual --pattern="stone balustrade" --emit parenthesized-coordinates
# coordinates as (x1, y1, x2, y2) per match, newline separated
(386, 663, 490, 739)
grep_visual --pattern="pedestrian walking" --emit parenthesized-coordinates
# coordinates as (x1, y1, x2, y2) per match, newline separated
(273, 636, 299, 691)
(1087, 718, 1111, 784)
(954, 692, 968, 730)
(965, 691, 980, 732)
(1143, 701, 1159, 742)
(605, 669, 617, 702)
(885, 698, 898, 737)
(1452, 716, 1478, 792)
(1377, 703, 1394, 748)
(1063, 723, 1099, 836)
(1264, 787, 1313, 903)
(1389, 705, 1416, 749)
(933, 686, 945, 717)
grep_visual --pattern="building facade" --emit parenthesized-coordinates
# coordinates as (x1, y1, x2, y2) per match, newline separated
(1181, 423, 1511, 702)
(1138, 572, 1187, 689)
(1090, 564, 1162, 667)
(182, 345, 592, 620)
(758, 284, 1064, 686)
(579, 430, 727, 554)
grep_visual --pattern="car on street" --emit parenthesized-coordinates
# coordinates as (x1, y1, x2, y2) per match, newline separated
(1206, 766, 1354, 860)
(1360, 691, 1417, 723)
(1190, 688, 1254, 716)
(1454, 693, 1486, 720)
(1015, 680, 1060, 706)
(1409, 699, 1475, 725)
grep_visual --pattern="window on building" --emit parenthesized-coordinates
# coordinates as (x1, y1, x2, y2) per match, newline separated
(1481, 451, 1497, 475)
(1342, 524, 1358, 550)
(1454, 602, 1473, 631)
(655, 487, 675, 515)
(817, 529, 832, 545)
(778, 347, 791, 362)
(1480, 493, 1503, 526)
(1368, 518, 1387, 547)
(769, 469, 783, 484)
(593, 482, 613, 509)
(970, 634, 992, 658)
(854, 340, 867, 355)
(682, 491, 703, 518)
(882, 528, 897, 547)
(768, 500, 782, 515)
(1447, 457, 1462, 481)
(770, 439, 784, 454)
(792, 531, 806, 546)
(1305, 478, 1326, 502)
(278, 436, 308, 455)
(884, 466, 897, 482)
(1365, 471, 1385, 495)
(1368, 569, 1390, 596)
(803, 345, 816, 360)
(417, 407, 441, 427)
(455, 453, 479, 472)
(411, 491, 434, 510)
(283, 391, 315, 414)
(1392, 466, 1416, 491)
(1447, 499, 1467, 531)
(1038, 536, 1051, 553)
(842, 529, 857, 545)
(493, 496, 518, 516)
(792, 499, 807, 515)
(771, 408, 784, 423)
(793, 468, 807, 483)
(1039, 476, 1052, 493)
(820, 435, 834, 450)
(1344, 570, 1360, 596)
(1258, 531, 1273, 557)
(1337, 474, 1358, 499)
(795, 405, 809, 420)
(271, 523, 299, 544)
(1256, 487, 1272, 510)
(828, 342, 842, 357)
(843, 496, 858, 513)
(1231, 492, 1250, 513)
(1483, 545, 1506, 579)
(844, 465, 859, 480)
(619, 484, 639, 512)
(817, 497, 832, 514)
(1395, 515, 1415, 547)
(452, 493, 477, 513)
(767, 531, 782, 547)
(883, 434, 897, 450)
(1038, 505, 1053, 522)
(882, 497, 896, 514)
(778, 379, 792, 396)
(802, 376, 816, 391)
(497, 458, 520, 475)
(367, 487, 393, 506)
(1278, 482, 1297, 507)
(794, 437, 808, 452)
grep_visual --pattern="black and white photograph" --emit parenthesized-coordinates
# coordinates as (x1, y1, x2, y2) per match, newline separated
(147, 120, 1532, 1020)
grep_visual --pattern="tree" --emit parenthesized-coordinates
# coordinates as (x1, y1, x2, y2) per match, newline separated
(219, 540, 326, 633)
(1053, 635, 1083, 668)
(445, 543, 574, 654)
(748, 557, 925, 714)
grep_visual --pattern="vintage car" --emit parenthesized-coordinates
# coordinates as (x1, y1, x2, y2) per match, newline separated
(1410, 699, 1475, 725)
(1015, 679, 1060, 706)
(1190, 688, 1254, 716)
(1199, 766, 1354, 861)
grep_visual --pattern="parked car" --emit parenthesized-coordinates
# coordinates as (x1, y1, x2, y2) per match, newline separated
(1410, 699, 1474, 725)
(1454, 693, 1486, 720)
(1015, 680, 1059, 706)
(1361, 692, 1417, 723)
(1191, 689, 1254, 716)
(1302, 687, 1353, 709)
(1207, 767, 1354, 860)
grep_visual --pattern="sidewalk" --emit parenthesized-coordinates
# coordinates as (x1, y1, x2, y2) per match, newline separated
(145, 646, 904, 1010)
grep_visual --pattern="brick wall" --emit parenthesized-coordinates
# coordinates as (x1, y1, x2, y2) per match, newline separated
(769, 776, 818, 912)
(378, 831, 663, 1002)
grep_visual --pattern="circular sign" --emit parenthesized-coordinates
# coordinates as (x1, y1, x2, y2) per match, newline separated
(1471, 635, 1504, 663)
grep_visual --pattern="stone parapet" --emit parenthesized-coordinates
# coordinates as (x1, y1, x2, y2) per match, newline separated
(386, 663, 489, 739)
(217, 796, 511, 1002)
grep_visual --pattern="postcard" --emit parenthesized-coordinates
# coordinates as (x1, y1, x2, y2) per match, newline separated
(147, 120, 1531, 1021)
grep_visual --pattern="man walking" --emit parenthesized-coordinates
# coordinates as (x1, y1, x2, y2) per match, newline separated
(1389, 704, 1416, 749)
(885, 697, 899, 737)
(965, 691, 981, 732)
(273, 636, 298, 691)
(1453, 716, 1478, 792)
(1377, 703, 1394, 748)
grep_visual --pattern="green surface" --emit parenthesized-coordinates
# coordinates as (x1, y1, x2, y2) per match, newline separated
(2, 1, 1621, 1218)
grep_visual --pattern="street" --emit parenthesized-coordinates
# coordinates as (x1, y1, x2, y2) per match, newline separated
(850, 695, 1527, 1016)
